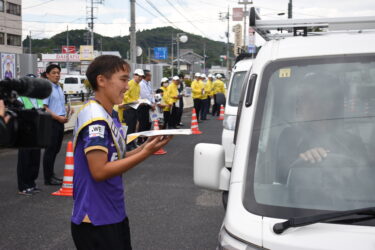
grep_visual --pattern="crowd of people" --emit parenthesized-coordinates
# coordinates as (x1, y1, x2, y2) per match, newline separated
(1, 54, 228, 249)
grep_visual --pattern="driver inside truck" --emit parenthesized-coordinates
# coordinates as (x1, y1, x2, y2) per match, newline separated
(275, 72, 368, 183)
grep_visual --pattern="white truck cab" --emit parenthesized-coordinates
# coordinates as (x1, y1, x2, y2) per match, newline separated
(195, 11, 375, 250)
(222, 57, 253, 167)
(61, 75, 88, 96)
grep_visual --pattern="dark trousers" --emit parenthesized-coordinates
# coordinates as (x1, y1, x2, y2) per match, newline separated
(43, 120, 64, 181)
(193, 98, 202, 121)
(176, 107, 183, 125)
(169, 105, 179, 128)
(201, 98, 210, 120)
(163, 111, 171, 129)
(17, 148, 41, 191)
(137, 105, 151, 144)
(71, 218, 132, 250)
(212, 95, 219, 116)
(123, 108, 138, 149)
(137, 105, 152, 132)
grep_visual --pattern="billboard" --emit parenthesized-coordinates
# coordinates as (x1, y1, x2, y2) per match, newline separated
(79, 45, 94, 61)
(62, 46, 76, 54)
(1, 53, 16, 79)
(153, 47, 168, 60)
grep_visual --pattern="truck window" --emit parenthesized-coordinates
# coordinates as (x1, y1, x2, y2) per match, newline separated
(64, 77, 78, 84)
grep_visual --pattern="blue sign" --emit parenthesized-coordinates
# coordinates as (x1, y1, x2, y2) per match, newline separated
(247, 45, 256, 54)
(154, 47, 168, 60)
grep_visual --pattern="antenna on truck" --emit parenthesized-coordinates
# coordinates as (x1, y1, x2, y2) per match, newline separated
(249, 7, 375, 41)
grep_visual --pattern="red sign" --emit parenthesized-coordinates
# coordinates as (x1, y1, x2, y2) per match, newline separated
(232, 8, 244, 21)
(62, 46, 76, 54)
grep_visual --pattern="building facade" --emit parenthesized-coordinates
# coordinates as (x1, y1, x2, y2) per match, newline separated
(0, 0, 22, 54)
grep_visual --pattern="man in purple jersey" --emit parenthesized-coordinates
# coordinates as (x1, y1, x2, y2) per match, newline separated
(71, 55, 172, 250)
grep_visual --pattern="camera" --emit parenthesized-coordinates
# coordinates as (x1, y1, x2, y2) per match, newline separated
(154, 93, 162, 104)
(0, 77, 53, 148)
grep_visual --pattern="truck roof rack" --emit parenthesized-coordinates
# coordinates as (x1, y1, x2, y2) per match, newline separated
(249, 7, 375, 41)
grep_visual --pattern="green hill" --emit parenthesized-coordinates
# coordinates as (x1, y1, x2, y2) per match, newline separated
(23, 26, 232, 67)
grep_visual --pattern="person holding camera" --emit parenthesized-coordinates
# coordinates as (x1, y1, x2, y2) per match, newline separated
(42, 64, 68, 186)
(17, 90, 45, 195)
(0, 100, 9, 136)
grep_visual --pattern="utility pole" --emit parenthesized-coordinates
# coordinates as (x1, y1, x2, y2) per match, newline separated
(28, 31, 32, 54)
(86, 0, 104, 49)
(288, 0, 293, 19)
(66, 26, 70, 74)
(171, 34, 174, 76)
(226, 6, 230, 72)
(238, 0, 252, 50)
(130, 0, 137, 64)
(203, 40, 206, 73)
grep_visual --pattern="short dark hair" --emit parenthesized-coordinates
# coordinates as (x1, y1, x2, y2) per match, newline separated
(46, 64, 61, 73)
(156, 88, 163, 94)
(86, 55, 131, 91)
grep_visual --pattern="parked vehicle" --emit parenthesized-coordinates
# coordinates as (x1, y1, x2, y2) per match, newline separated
(222, 57, 253, 167)
(194, 10, 375, 250)
(61, 75, 88, 96)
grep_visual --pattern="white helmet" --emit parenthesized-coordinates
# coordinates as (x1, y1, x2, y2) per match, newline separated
(208, 74, 213, 78)
(216, 73, 222, 78)
(201, 73, 207, 78)
(172, 76, 179, 81)
(134, 68, 145, 76)
(161, 77, 169, 83)
(194, 72, 201, 78)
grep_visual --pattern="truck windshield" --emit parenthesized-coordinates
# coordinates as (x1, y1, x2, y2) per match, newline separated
(229, 71, 247, 106)
(244, 55, 375, 224)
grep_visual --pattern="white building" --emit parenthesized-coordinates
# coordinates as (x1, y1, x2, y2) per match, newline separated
(0, 0, 22, 54)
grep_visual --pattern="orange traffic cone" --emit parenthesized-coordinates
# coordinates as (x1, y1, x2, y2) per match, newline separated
(191, 108, 202, 134)
(52, 141, 74, 197)
(218, 105, 225, 120)
(153, 119, 167, 155)
(153, 119, 160, 130)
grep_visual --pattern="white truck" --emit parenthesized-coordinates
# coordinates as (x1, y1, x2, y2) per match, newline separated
(61, 75, 88, 96)
(195, 10, 375, 250)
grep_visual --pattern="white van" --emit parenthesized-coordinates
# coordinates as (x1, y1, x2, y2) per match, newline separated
(62, 75, 88, 95)
(222, 57, 253, 167)
(195, 12, 375, 250)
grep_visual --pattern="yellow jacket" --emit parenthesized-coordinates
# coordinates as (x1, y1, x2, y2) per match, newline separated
(167, 83, 179, 104)
(205, 80, 214, 97)
(191, 79, 204, 99)
(200, 80, 208, 100)
(123, 79, 140, 104)
(213, 79, 226, 95)
(160, 86, 171, 112)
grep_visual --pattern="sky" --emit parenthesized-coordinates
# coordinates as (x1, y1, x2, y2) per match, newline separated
(22, 0, 375, 45)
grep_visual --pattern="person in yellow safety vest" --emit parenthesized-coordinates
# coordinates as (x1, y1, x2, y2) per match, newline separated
(166, 76, 181, 128)
(191, 72, 205, 122)
(206, 74, 215, 115)
(17, 94, 44, 195)
(118, 68, 144, 150)
(159, 77, 171, 129)
(212, 73, 226, 116)
(201, 73, 211, 120)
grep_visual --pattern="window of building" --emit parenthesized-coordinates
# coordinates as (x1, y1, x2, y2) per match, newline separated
(6, 2, 21, 16)
(0, 33, 4, 44)
(7, 33, 21, 46)
(0, 1, 4, 12)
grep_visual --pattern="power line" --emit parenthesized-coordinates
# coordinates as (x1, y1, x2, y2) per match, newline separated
(23, 0, 56, 9)
(143, 0, 180, 29)
(165, 0, 207, 37)
(135, 1, 159, 19)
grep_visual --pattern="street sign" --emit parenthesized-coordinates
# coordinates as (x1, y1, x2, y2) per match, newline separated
(62, 46, 76, 54)
(232, 8, 244, 21)
(153, 47, 168, 60)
